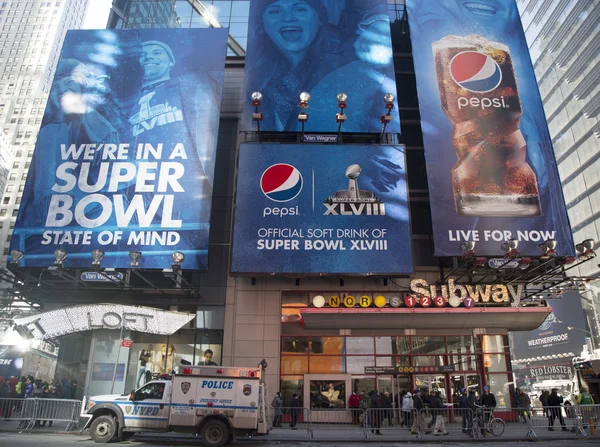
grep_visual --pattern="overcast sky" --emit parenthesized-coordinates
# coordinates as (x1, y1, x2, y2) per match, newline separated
(82, 0, 112, 29)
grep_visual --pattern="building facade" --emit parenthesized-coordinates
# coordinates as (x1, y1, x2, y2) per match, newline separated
(517, 0, 600, 349)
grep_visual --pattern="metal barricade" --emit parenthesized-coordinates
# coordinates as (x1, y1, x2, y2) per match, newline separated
(491, 406, 583, 440)
(578, 404, 600, 436)
(266, 406, 311, 439)
(307, 407, 366, 440)
(0, 398, 81, 432)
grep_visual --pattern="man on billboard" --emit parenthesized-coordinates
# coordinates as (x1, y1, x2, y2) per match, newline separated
(243, 0, 398, 132)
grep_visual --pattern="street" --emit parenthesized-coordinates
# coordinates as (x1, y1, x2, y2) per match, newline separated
(0, 432, 599, 447)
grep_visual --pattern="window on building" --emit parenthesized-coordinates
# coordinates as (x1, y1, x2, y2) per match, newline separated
(18, 185, 24, 192)
(5, 185, 12, 192)
(2, 197, 9, 204)
(12, 209, 18, 216)
(14, 197, 20, 204)
(0, 209, 6, 216)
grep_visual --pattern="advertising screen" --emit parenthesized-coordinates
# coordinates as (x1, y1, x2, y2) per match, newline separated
(10, 29, 228, 269)
(509, 292, 588, 360)
(231, 143, 413, 275)
(240, 0, 400, 133)
(406, 0, 574, 256)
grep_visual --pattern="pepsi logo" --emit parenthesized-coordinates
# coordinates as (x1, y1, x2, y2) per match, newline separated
(450, 51, 502, 93)
(260, 164, 303, 202)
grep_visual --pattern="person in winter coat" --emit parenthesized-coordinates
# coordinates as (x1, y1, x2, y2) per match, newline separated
(289, 393, 301, 429)
(271, 392, 283, 428)
(459, 388, 472, 434)
(369, 391, 382, 435)
(540, 390, 549, 417)
(517, 388, 531, 423)
(547, 388, 567, 431)
(348, 391, 362, 424)
(410, 390, 430, 435)
(0, 378, 11, 419)
(24, 376, 34, 398)
(480, 386, 496, 427)
(380, 391, 393, 427)
(427, 391, 438, 429)
(59, 378, 72, 400)
(432, 391, 449, 436)
(401, 392, 413, 428)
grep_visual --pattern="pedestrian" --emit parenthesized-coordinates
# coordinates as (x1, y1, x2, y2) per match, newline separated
(0, 377, 11, 419)
(540, 390, 549, 418)
(459, 388, 471, 434)
(370, 390, 382, 435)
(410, 389, 430, 435)
(271, 391, 283, 428)
(71, 380, 79, 400)
(547, 388, 567, 431)
(517, 388, 531, 424)
(381, 391, 393, 427)
(427, 389, 438, 429)
(289, 393, 301, 430)
(348, 390, 361, 425)
(401, 391, 413, 428)
(480, 385, 496, 429)
(359, 391, 370, 426)
(59, 378, 72, 400)
(432, 391, 449, 436)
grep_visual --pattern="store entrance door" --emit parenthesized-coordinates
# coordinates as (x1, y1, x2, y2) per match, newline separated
(396, 375, 411, 402)
(415, 374, 448, 403)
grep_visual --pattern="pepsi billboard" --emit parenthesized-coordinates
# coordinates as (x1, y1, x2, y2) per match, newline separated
(10, 29, 228, 269)
(240, 0, 400, 134)
(406, 0, 574, 257)
(231, 143, 413, 275)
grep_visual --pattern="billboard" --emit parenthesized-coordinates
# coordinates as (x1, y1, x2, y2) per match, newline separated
(510, 293, 588, 361)
(240, 0, 400, 133)
(406, 0, 574, 256)
(231, 143, 413, 275)
(10, 29, 228, 269)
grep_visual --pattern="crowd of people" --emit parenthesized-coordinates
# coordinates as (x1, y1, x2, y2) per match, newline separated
(0, 375, 79, 426)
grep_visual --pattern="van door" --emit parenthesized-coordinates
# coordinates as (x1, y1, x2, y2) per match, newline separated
(169, 376, 198, 426)
(123, 381, 170, 430)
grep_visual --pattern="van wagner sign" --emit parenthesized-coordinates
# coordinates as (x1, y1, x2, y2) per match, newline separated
(13, 305, 194, 340)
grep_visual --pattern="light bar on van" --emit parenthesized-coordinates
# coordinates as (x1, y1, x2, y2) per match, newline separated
(239, 370, 257, 378)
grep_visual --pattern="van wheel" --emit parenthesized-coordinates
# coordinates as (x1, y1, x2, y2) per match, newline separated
(90, 415, 117, 443)
(201, 420, 229, 447)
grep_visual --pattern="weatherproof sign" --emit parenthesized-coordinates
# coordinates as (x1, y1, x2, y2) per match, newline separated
(10, 29, 228, 269)
(406, 0, 574, 256)
(231, 143, 413, 275)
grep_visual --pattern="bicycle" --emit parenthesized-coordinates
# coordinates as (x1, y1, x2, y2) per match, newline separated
(471, 404, 505, 437)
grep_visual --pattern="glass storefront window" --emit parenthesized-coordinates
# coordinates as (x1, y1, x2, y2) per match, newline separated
(448, 354, 478, 371)
(281, 377, 304, 407)
(281, 355, 308, 375)
(346, 337, 374, 354)
(481, 335, 508, 352)
(346, 356, 374, 374)
(483, 353, 507, 373)
(375, 356, 393, 367)
(486, 373, 512, 408)
(312, 337, 343, 355)
(281, 337, 310, 354)
(395, 356, 410, 368)
(352, 376, 376, 394)
(447, 336, 475, 354)
(375, 336, 394, 354)
(413, 355, 446, 367)
(309, 356, 344, 374)
(395, 336, 411, 354)
(310, 380, 346, 409)
(411, 336, 445, 354)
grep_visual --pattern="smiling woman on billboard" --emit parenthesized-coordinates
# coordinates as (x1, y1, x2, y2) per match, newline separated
(242, 0, 399, 133)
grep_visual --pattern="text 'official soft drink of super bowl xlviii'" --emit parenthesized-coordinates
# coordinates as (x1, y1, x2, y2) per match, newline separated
(433, 35, 541, 217)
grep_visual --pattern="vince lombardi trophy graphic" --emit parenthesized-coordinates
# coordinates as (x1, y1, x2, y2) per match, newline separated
(324, 164, 385, 215)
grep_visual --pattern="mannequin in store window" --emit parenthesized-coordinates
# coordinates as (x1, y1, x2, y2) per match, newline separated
(199, 349, 218, 366)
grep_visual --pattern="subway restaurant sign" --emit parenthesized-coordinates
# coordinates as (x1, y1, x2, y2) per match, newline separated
(312, 279, 524, 309)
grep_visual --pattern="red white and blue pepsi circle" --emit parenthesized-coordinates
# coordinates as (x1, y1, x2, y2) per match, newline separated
(260, 164, 303, 202)
(450, 51, 502, 93)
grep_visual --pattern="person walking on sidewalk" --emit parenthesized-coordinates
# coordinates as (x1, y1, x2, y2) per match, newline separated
(410, 389, 430, 435)
(401, 392, 413, 428)
(480, 385, 496, 431)
(349, 390, 361, 425)
(369, 390, 382, 435)
(547, 388, 567, 432)
(381, 391, 393, 427)
(432, 391, 449, 436)
(459, 388, 471, 434)
(289, 393, 301, 430)
(517, 388, 531, 423)
(271, 392, 283, 428)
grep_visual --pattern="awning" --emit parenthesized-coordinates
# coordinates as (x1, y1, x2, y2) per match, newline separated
(300, 306, 551, 331)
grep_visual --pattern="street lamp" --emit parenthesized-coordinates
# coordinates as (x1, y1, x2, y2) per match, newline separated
(251, 91, 263, 142)
(298, 92, 310, 141)
(335, 92, 347, 143)
(379, 93, 395, 143)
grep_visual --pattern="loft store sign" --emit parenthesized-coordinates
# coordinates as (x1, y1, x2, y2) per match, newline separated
(13, 304, 195, 340)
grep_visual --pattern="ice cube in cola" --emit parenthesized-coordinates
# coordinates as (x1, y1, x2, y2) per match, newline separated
(433, 35, 541, 217)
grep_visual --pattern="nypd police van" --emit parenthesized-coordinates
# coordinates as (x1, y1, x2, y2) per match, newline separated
(81, 365, 269, 446)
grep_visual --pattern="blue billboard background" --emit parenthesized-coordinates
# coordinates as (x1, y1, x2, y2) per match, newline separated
(231, 143, 413, 275)
(10, 29, 228, 269)
(406, 0, 574, 256)
(240, 0, 400, 134)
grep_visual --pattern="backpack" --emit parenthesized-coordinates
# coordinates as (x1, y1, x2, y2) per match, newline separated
(15, 381, 22, 394)
(271, 397, 278, 407)
(580, 393, 593, 405)
(359, 398, 370, 410)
